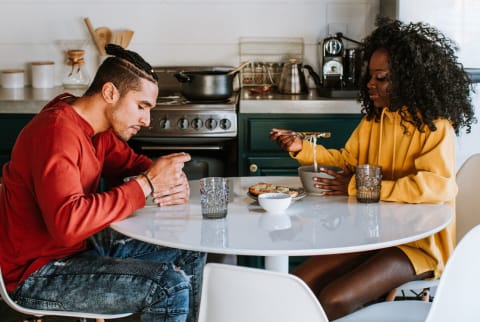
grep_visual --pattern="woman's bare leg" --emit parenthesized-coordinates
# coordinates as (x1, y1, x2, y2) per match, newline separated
(292, 250, 377, 292)
(294, 247, 433, 320)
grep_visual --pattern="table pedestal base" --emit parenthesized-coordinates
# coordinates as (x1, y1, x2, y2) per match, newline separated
(265, 255, 289, 273)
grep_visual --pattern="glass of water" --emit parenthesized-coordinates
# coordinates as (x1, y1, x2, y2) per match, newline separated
(200, 177, 229, 219)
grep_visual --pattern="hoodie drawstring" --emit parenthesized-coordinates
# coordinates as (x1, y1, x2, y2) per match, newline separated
(377, 107, 398, 180)
(377, 108, 386, 166)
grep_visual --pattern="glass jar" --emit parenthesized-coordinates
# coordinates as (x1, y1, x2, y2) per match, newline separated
(254, 63, 265, 85)
(241, 63, 253, 86)
(62, 49, 90, 89)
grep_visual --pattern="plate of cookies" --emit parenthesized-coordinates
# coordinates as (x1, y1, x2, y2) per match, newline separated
(247, 182, 306, 201)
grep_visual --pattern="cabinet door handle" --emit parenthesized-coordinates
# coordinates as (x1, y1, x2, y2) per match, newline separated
(249, 163, 258, 173)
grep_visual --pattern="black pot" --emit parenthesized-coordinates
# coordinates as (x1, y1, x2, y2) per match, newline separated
(174, 71, 235, 100)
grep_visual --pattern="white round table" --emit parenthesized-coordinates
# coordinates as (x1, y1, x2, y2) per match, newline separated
(111, 176, 454, 273)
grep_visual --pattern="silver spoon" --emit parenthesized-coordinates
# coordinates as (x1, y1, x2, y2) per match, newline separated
(283, 131, 331, 139)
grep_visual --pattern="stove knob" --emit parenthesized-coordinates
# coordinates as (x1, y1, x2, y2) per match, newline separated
(192, 118, 203, 129)
(177, 117, 189, 129)
(219, 118, 231, 130)
(159, 119, 170, 129)
(205, 118, 217, 130)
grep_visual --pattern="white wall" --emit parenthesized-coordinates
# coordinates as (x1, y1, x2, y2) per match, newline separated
(456, 83, 480, 170)
(0, 0, 379, 86)
(399, 0, 480, 67)
(398, 0, 480, 170)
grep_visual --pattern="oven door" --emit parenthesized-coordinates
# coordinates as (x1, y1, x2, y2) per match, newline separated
(129, 137, 237, 180)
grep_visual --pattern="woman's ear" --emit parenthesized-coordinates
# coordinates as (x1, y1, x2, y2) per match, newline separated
(101, 82, 119, 104)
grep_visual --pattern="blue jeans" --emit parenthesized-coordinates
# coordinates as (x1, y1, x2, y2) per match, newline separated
(11, 228, 207, 322)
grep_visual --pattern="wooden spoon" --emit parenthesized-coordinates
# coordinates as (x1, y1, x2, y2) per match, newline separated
(95, 27, 112, 51)
(227, 61, 252, 76)
(120, 29, 134, 48)
(111, 31, 121, 46)
(111, 30, 134, 48)
(83, 17, 105, 55)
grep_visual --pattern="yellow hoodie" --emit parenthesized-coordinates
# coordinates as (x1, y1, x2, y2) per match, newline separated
(292, 107, 457, 278)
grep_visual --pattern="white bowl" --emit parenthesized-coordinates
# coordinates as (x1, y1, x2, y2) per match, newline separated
(258, 192, 292, 214)
(298, 164, 343, 195)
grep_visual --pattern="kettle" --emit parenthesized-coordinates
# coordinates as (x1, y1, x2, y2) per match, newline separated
(278, 59, 308, 94)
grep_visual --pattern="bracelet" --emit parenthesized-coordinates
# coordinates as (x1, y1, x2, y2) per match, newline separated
(139, 172, 155, 197)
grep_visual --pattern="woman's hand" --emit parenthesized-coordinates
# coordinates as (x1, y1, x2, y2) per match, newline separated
(269, 128, 303, 152)
(313, 163, 354, 196)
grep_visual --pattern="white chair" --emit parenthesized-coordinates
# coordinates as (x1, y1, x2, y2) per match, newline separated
(0, 266, 132, 322)
(334, 224, 480, 322)
(387, 153, 480, 301)
(198, 263, 329, 322)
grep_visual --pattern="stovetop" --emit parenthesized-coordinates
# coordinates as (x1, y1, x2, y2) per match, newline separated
(153, 65, 237, 100)
(155, 94, 238, 110)
(137, 66, 239, 138)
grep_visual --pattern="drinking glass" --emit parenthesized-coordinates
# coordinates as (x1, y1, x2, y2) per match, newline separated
(200, 177, 229, 219)
(355, 164, 382, 203)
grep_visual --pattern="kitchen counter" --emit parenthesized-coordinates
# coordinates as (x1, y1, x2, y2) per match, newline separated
(0, 86, 362, 115)
(239, 88, 362, 114)
(0, 86, 84, 114)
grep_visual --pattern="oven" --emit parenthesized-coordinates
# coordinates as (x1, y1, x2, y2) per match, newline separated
(128, 66, 239, 181)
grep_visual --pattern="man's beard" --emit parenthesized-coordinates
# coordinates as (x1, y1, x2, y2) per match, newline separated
(113, 128, 132, 142)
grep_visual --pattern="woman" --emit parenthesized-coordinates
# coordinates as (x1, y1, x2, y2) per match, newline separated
(270, 17, 476, 320)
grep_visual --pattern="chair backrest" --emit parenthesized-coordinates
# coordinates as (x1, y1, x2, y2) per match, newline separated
(456, 153, 480, 241)
(425, 224, 480, 322)
(0, 266, 131, 319)
(198, 263, 329, 322)
(0, 266, 43, 317)
(390, 154, 480, 298)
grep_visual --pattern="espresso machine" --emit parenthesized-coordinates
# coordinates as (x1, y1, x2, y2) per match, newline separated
(318, 32, 362, 90)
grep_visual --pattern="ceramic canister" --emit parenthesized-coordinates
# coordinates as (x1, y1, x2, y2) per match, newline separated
(1, 69, 25, 88)
(31, 61, 55, 88)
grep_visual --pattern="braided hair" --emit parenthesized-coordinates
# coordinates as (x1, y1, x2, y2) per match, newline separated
(105, 44, 158, 82)
(357, 17, 476, 135)
(84, 44, 158, 96)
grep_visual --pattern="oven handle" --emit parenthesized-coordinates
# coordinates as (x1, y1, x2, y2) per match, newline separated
(140, 145, 222, 151)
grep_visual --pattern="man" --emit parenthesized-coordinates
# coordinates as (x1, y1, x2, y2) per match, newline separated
(0, 44, 206, 322)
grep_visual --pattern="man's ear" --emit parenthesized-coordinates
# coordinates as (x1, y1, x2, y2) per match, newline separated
(102, 82, 119, 103)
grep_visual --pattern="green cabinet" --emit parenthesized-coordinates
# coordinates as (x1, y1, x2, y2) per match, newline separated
(0, 114, 35, 170)
(238, 113, 361, 176)
(237, 112, 361, 270)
